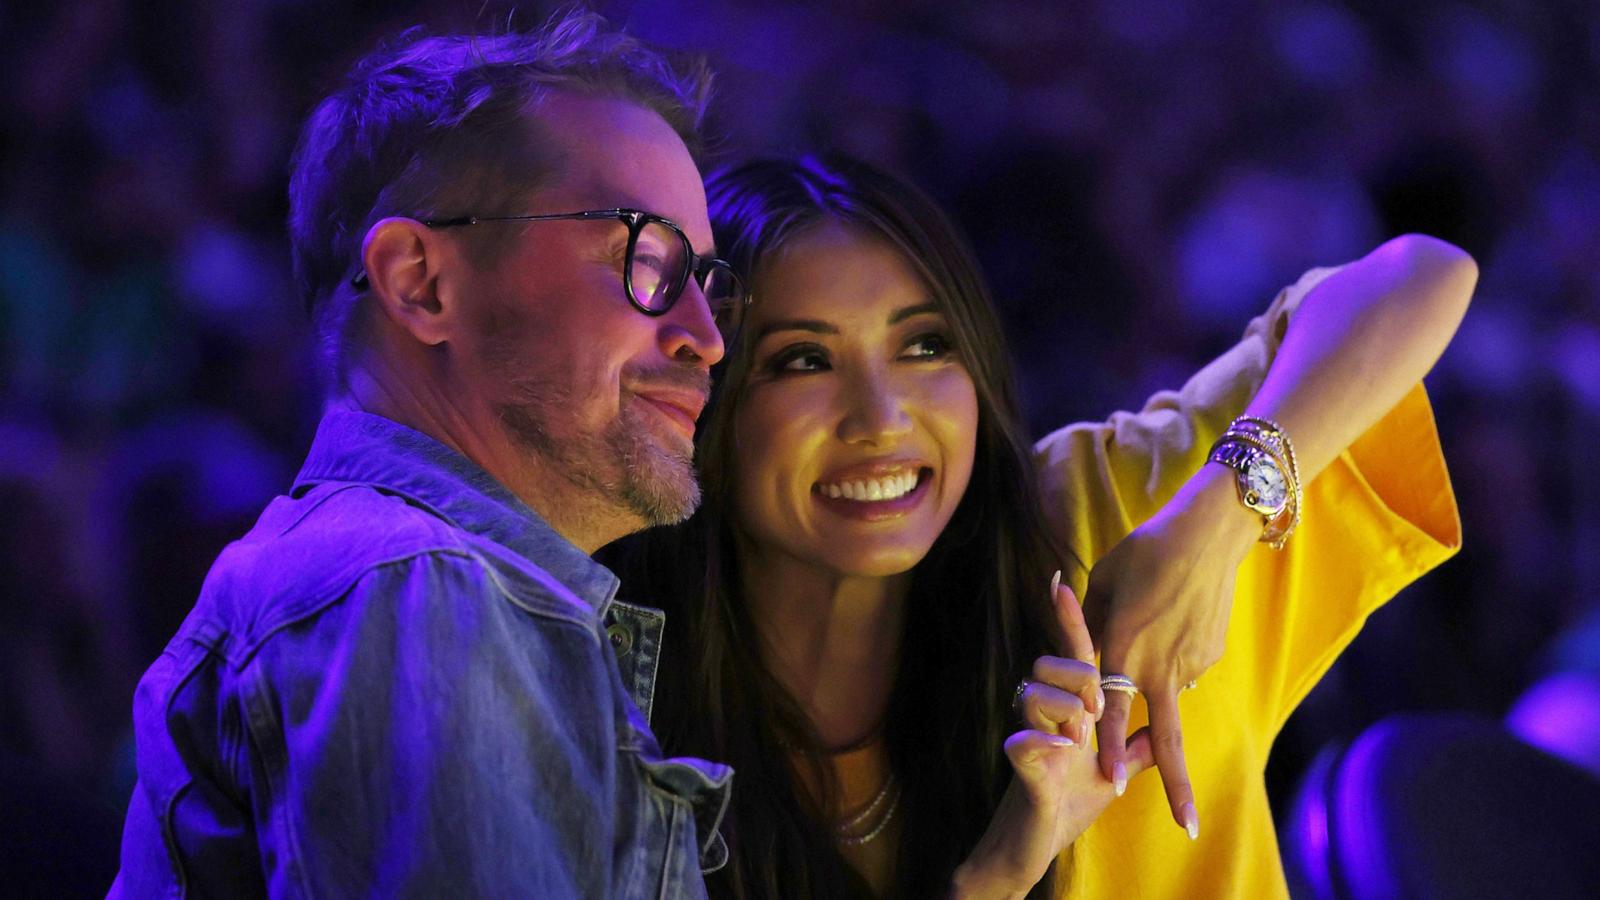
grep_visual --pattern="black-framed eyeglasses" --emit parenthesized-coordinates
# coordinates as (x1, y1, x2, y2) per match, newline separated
(351, 208, 749, 345)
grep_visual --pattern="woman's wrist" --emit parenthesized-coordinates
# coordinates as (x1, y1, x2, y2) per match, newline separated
(1174, 463, 1262, 560)
(949, 858, 1030, 900)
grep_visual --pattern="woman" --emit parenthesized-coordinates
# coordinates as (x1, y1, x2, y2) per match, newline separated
(615, 154, 1470, 897)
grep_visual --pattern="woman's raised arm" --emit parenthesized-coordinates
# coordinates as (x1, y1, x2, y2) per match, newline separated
(1237, 233, 1475, 477)
(1086, 233, 1476, 838)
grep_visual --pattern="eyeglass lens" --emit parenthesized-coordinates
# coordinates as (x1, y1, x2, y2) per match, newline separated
(701, 264, 744, 343)
(629, 220, 744, 343)
(628, 220, 686, 313)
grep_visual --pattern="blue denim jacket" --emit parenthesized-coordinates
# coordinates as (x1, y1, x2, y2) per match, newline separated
(112, 411, 731, 898)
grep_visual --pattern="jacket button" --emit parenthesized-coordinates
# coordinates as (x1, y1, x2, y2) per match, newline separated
(606, 623, 633, 656)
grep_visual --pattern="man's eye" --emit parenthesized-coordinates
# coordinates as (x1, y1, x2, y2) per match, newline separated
(902, 333, 953, 359)
(632, 253, 670, 274)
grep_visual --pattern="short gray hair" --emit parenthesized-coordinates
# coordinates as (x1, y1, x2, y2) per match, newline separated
(287, 9, 713, 390)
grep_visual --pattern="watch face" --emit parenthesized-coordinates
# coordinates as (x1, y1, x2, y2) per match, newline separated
(1243, 456, 1288, 513)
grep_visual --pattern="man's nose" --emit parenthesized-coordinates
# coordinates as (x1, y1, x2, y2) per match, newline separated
(659, 279, 725, 367)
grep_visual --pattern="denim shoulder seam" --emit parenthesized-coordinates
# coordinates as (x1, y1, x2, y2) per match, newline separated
(228, 546, 478, 667)
(230, 544, 602, 670)
(275, 482, 366, 537)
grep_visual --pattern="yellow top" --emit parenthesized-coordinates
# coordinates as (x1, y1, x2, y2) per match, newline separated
(1034, 267, 1462, 899)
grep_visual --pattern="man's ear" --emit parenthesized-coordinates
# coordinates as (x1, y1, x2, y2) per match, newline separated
(361, 217, 453, 346)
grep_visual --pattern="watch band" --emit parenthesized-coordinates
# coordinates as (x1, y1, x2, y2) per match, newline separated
(1230, 417, 1302, 547)
(1207, 439, 1287, 515)
(1208, 416, 1302, 550)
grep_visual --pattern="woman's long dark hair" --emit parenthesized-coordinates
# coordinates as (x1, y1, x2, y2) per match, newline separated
(607, 155, 1073, 898)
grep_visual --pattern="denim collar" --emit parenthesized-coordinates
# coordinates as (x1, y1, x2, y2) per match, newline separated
(293, 410, 620, 615)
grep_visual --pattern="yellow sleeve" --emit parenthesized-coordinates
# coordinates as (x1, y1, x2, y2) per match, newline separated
(1233, 383, 1460, 726)
(1033, 265, 1462, 729)
(1035, 265, 1343, 594)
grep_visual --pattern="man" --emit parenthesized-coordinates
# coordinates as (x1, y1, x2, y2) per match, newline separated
(113, 12, 745, 897)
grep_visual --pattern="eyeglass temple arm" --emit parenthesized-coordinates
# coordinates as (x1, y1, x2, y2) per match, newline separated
(350, 209, 643, 288)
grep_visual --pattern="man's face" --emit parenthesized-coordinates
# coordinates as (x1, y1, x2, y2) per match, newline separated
(441, 92, 724, 541)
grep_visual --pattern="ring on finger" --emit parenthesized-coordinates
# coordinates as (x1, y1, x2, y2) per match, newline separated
(1100, 674, 1139, 696)
(1181, 680, 1198, 692)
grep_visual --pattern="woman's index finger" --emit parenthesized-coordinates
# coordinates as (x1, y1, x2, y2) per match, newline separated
(1052, 569, 1096, 664)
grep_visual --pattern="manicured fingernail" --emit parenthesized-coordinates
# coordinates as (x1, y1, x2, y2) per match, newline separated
(1095, 687, 1106, 717)
(1183, 803, 1199, 840)
(1044, 734, 1075, 748)
(1113, 762, 1128, 796)
(1078, 719, 1091, 746)
(1050, 569, 1062, 596)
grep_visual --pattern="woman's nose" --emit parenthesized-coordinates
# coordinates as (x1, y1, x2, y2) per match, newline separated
(836, 373, 913, 446)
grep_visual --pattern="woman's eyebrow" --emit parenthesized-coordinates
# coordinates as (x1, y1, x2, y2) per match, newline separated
(753, 303, 938, 341)
(888, 302, 940, 324)
(755, 319, 838, 340)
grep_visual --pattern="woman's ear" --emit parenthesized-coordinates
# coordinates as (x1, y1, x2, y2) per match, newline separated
(360, 217, 451, 346)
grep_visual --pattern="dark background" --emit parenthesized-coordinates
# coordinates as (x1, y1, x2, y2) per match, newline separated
(3, 0, 1597, 892)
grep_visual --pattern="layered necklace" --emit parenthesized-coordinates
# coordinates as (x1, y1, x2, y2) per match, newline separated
(834, 771, 902, 846)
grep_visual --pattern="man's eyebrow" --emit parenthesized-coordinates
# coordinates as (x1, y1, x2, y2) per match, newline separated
(889, 302, 941, 324)
(754, 319, 840, 340)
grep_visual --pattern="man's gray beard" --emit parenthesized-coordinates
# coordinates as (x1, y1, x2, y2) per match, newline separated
(497, 388, 702, 528)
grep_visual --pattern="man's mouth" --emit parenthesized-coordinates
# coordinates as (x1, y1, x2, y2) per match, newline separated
(631, 388, 708, 440)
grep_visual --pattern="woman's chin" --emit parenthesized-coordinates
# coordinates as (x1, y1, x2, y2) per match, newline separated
(812, 543, 935, 579)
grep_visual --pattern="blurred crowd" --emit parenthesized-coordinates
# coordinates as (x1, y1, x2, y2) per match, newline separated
(2, 0, 1597, 888)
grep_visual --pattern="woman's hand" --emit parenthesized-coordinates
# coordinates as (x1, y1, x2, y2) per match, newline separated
(951, 577, 1154, 899)
(1084, 463, 1258, 839)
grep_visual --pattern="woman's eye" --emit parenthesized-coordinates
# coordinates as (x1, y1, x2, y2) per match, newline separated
(769, 345, 830, 373)
(901, 332, 953, 360)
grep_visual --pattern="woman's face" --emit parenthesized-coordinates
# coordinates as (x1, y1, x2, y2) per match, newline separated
(729, 222, 979, 578)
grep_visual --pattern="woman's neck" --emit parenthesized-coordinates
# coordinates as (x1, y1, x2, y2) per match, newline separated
(738, 546, 910, 750)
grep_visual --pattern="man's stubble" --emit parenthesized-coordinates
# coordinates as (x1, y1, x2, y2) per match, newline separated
(495, 365, 705, 529)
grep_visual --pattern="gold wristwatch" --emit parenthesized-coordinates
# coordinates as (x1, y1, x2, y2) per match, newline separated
(1209, 438, 1290, 519)
(1208, 416, 1301, 549)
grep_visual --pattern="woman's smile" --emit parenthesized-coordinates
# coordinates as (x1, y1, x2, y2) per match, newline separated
(812, 461, 935, 520)
(730, 221, 979, 577)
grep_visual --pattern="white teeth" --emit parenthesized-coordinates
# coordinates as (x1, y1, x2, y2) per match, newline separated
(817, 470, 922, 502)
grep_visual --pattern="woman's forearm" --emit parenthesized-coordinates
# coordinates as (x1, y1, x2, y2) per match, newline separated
(1243, 233, 1476, 481)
